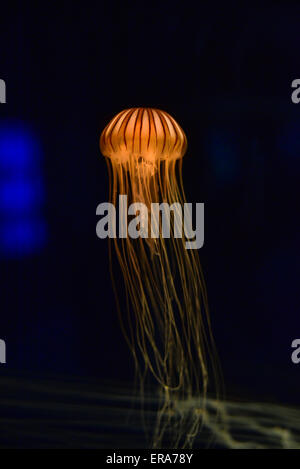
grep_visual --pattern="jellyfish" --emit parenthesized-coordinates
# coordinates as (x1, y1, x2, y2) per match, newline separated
(99, 108, 221, 448)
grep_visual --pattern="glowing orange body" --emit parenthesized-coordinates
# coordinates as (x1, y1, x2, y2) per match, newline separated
(100, 108, 187, 164)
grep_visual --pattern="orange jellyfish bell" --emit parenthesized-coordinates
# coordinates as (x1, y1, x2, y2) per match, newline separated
(100, 108, 187, 165)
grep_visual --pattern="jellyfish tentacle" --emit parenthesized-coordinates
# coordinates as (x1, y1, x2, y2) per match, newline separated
(100, 108, 222, 448)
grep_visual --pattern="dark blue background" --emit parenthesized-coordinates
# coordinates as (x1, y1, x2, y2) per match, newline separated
(0, 2, 299, 405)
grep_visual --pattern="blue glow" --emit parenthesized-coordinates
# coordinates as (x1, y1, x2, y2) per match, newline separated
(208, 131, 239, 182)
(0, 220, 47, 256)
(278, 120, 300, 162)
(0, 180, 43, 213)
(0, 122, 47, 257)
(0, 126, 38, 170)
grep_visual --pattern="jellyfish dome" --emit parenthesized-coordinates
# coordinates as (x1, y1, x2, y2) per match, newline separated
(100, 108, 187, 164)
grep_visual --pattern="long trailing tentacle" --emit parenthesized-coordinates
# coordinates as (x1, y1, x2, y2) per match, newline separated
(106, 155, 223, 448)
